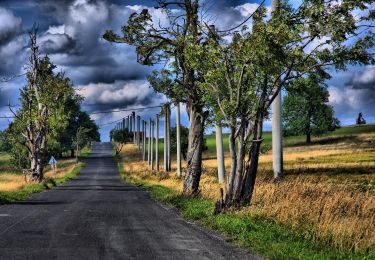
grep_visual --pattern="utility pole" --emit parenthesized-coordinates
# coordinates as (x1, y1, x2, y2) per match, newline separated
(137, 116, 141, 150)
(129, 114, 133, 137)
(215, 123, 225, 183)
(176, 102, 181, 178)
(151, 120, 154, 171)
(166, 104, 171, 172)
(142, 120, 146, 161)
(155, 114, 159, 171)
(148, 118, 151, 165)
(132, 112, 136, 144)
(271, 0, 283, 180)
(163, 105, 168, 172)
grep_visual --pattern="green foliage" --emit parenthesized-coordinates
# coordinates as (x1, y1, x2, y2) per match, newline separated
(0, 130, 11, 152)
(283, 75, 340, 143)
(6, 55, 99, 169)
(110, 128, 132, 155)
(170, 126, 189, 160)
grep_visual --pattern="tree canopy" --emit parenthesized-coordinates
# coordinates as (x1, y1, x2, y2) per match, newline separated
(283, 75, 340, 143)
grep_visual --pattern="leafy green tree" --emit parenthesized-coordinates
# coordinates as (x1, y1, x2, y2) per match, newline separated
(170, 125, 207, 160)
(110, 128, 132, 155)
(6, 28, 99, 181)
(188, 1, 374, 210)
(170, 126, 189, 161)
(59, 109, 100, 158)
(104, 0, 208, 196)
(0, 130, 11, 152)
(283, 75, 340, 143)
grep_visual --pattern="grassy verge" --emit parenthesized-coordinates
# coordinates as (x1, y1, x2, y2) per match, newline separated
(0, 162, 85, 204)
(116, 157, 373, 260)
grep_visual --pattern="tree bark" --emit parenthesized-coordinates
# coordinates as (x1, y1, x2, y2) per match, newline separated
(183, 103, 205, 196)
(306, 131, 311, 144)
(226, 125, 237, 201)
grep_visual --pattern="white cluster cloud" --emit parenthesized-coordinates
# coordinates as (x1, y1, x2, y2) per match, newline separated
(77, 80, 158, 106)
(0, 7, 21, 45)
(0, 7, 25, 76)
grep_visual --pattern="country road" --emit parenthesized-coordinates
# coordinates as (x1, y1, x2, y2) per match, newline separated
(0, 142, 259, 260)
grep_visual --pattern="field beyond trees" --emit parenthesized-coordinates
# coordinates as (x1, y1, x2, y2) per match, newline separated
(117, 124, 375, 258)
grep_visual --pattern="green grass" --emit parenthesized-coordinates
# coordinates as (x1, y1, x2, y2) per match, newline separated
(0, 162, 85, 204)
(116, 159, 374, 260)
(203, 124, 375, 156)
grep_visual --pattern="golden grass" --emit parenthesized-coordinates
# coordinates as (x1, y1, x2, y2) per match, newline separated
(0, 159, 77, 192)
(120, 133, 375, 252)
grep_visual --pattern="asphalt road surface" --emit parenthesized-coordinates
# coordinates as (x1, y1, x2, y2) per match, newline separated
(0, 142, 260, 260)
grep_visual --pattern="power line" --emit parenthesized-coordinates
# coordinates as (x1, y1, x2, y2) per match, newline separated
(217, 0, 266, 33)
(88, 104, 165, 115)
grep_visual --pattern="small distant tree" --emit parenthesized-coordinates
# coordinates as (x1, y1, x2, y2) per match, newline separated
(74, 127, 91, 162)
(283, 75, 340, 143)
(170, 126, 189, 160)
(0, 130, 11, 152)
(110, 128, 132, 155)
(356, 112, 366, 125)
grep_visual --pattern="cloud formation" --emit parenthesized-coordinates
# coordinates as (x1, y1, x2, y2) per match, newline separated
(0, 7, 22, 45)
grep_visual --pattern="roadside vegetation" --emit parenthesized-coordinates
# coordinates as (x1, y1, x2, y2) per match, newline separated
(0, 152, 86, 203)
(116, 125, 375, 258)
(0, 27, 99, 187)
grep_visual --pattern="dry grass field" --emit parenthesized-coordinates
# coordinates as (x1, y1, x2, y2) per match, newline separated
(119, 126, 375, 253)
(0, 157, 77, 192)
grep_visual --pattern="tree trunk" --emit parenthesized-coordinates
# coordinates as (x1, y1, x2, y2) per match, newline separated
(226, 126, 237, 201)
(29, 151, 43, 182)
(229, 120, 247, 205)
(306, 132, 311, 144)
(183, 103, 205, 196)
(218, 118, 264, 211)
(242, 119, 263, 205)
(71, 149, 75, 158)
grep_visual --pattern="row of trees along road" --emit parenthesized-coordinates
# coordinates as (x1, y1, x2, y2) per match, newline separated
(104, 0, 375, 210)
(3, 27, 100, 182)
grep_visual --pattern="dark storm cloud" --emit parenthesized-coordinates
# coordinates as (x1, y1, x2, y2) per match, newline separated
(39, 33, 76, 54)
(328, 66, 375, 125)
(347, 66, 375, 90)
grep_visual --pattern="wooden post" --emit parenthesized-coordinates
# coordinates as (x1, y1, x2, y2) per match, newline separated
(156, 114, 159, 171)
(142, 120, 146, 161)
(176, 102, 181, 178)
(271, 0, 283, 180)
(163, 105, 168, 172)
(215, 123, 225, 182)
(151, 120, 154, 171)
(122, 118, 125, 130)
(148, 118, 151, 165)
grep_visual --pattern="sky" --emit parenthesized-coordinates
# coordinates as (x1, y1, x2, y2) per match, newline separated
(0, 0, 374, 141)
